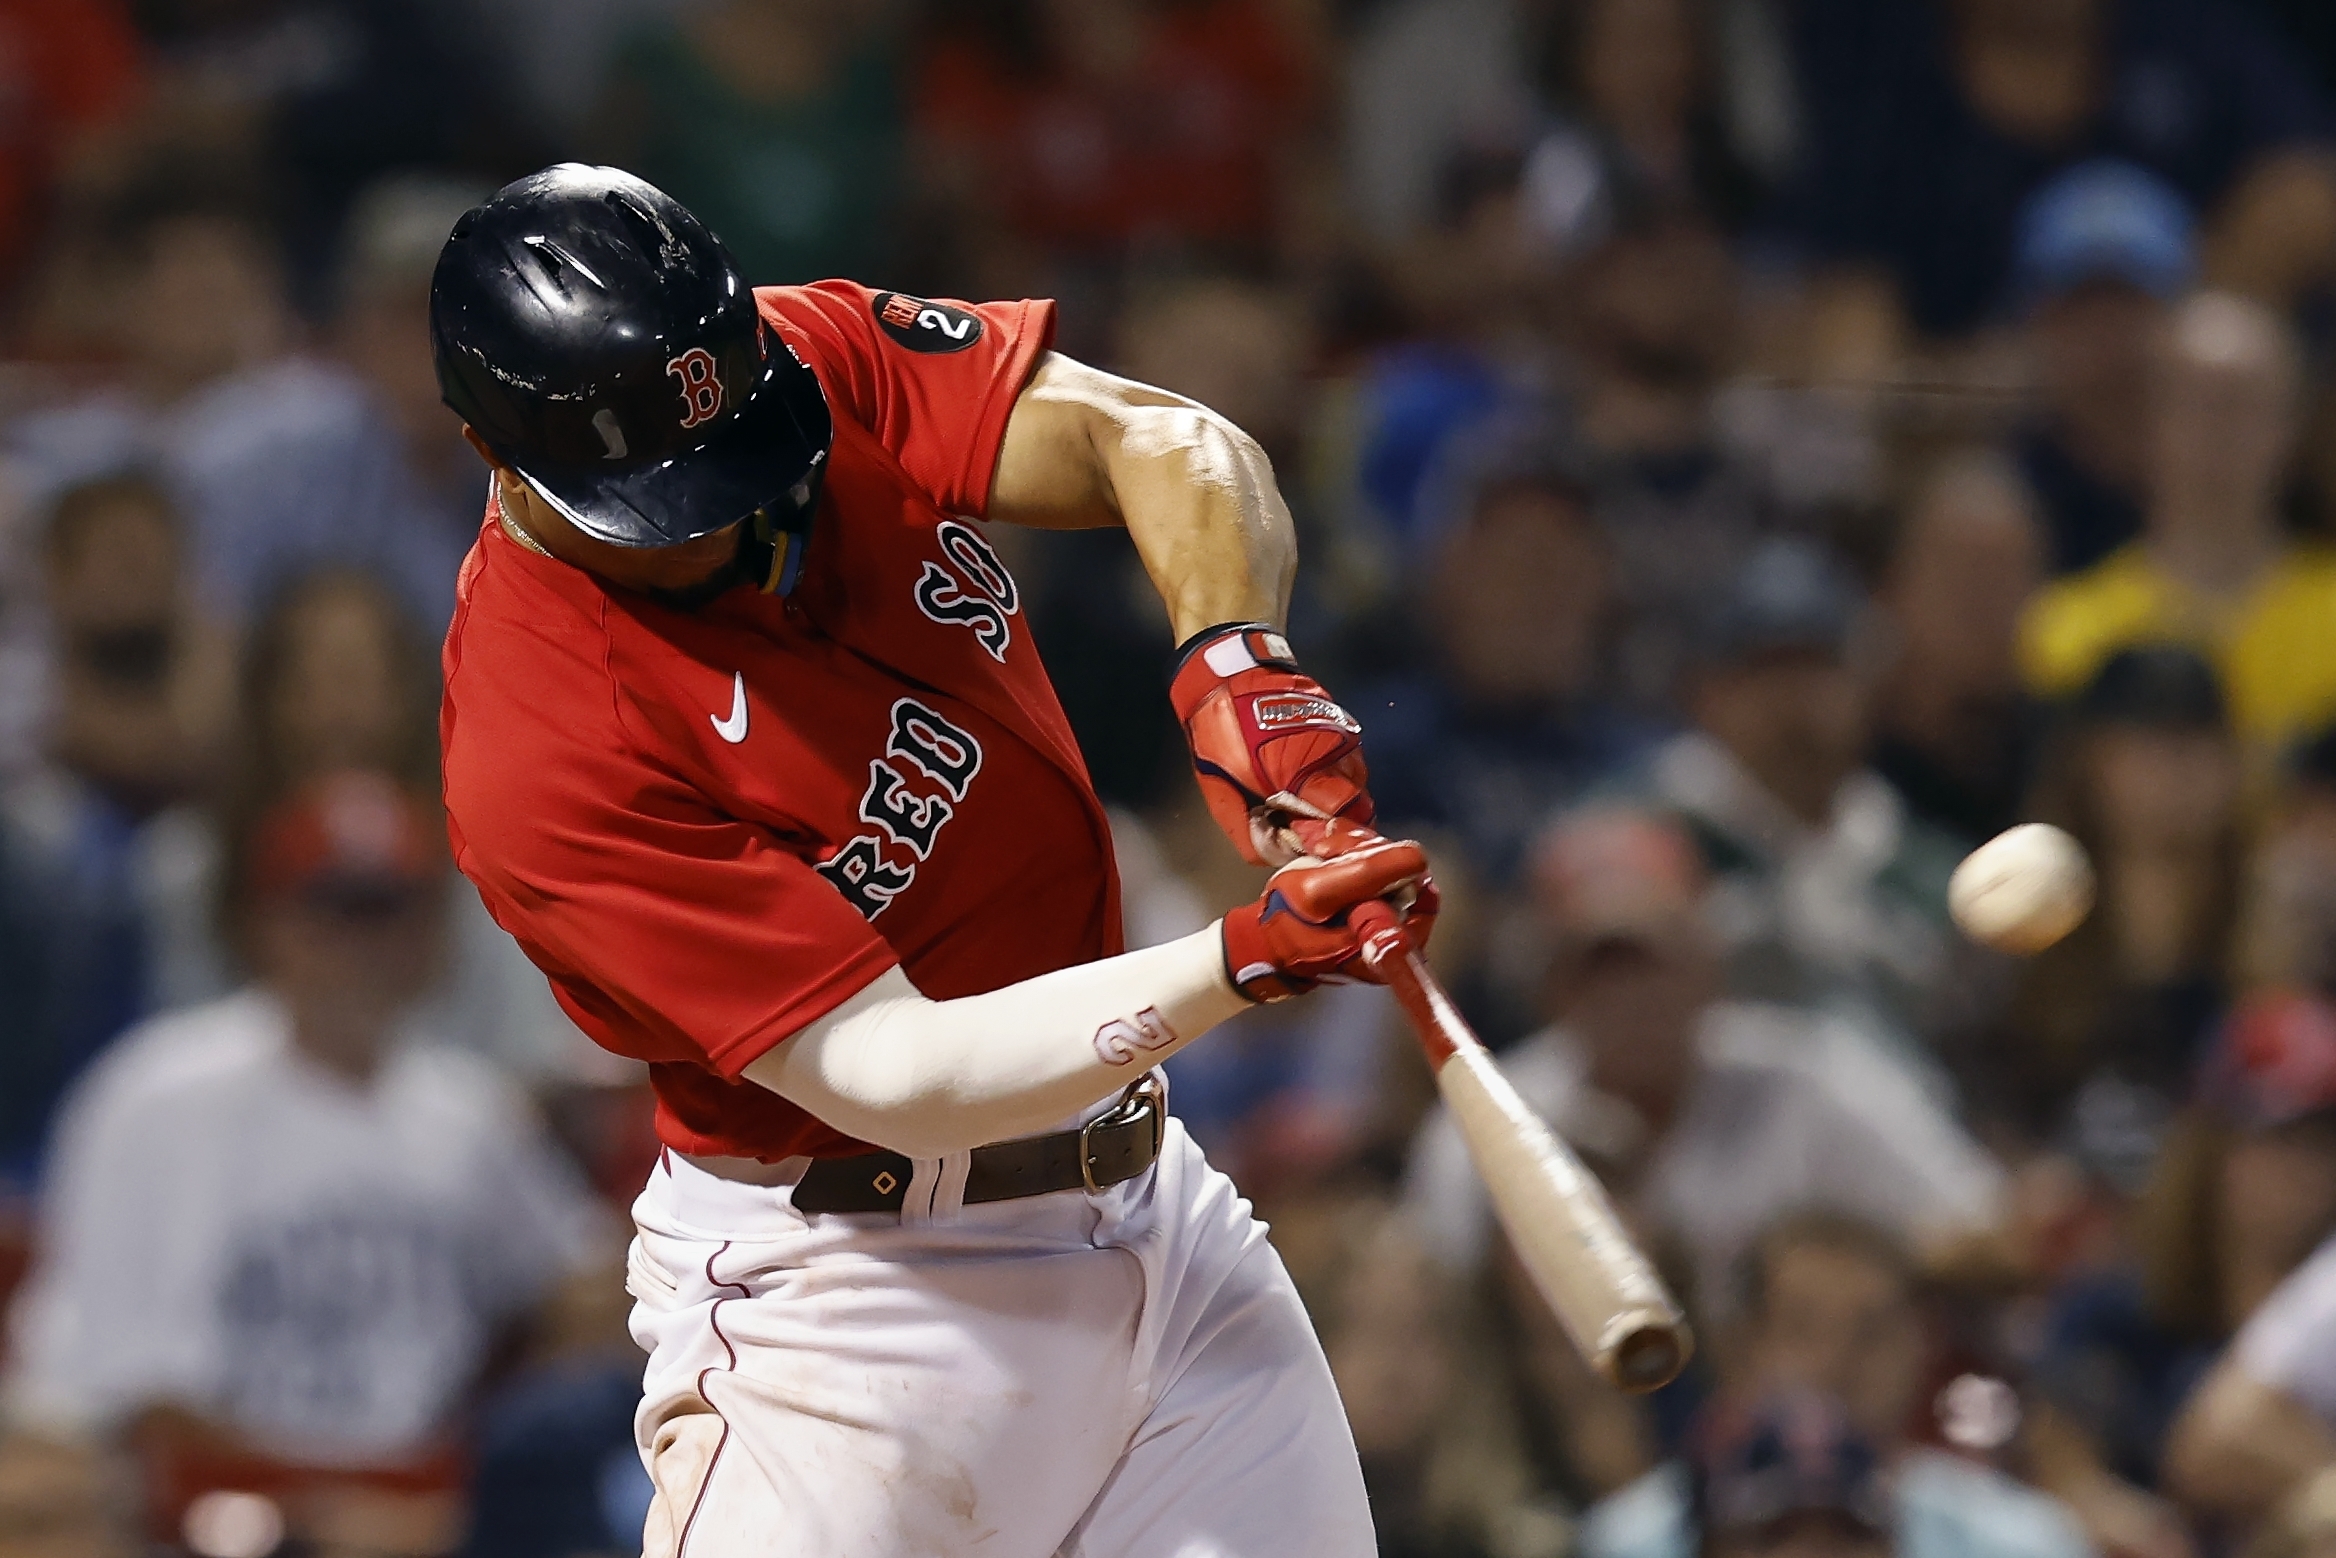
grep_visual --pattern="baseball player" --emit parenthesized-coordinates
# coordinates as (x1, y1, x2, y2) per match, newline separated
(431, 164, 1433, 1555)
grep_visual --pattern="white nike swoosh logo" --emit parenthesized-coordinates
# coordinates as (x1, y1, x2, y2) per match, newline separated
(711, 672, 748, 744)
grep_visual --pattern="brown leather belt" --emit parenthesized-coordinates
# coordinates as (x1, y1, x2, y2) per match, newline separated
(791, 1075, 1167, 1215)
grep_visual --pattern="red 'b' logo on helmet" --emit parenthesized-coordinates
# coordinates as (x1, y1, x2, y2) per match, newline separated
(667, 348, 723, 430)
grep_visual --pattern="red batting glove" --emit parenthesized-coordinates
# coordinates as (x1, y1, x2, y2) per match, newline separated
(1220, 833, 1439, 1003)
(1169, 623, 1374, 866)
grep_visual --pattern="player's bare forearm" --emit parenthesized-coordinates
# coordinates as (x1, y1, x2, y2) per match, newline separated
(991, 353, 1371, 866)
(989, 352, 1296, 642)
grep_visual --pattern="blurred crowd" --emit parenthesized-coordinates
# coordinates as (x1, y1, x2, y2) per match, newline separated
(5, 1, 2336, 1555)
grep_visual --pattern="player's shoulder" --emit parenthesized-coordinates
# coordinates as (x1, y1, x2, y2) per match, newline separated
(756, 280, 993, 359)
(440, 530, 644, 851)
(755, 278, 882, 340)
(759, 281, 1004, 417)
(443, 527, 620, 709)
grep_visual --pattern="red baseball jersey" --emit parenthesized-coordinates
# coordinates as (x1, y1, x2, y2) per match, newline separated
(440, 281, 1121, 1162)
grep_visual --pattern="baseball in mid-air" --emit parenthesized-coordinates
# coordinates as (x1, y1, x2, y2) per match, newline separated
(1948, 823, 2095, 955)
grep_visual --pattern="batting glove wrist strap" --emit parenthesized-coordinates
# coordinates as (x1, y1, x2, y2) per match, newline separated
(1169, 623, 1374, 866)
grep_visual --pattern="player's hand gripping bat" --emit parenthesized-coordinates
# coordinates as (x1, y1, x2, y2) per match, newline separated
(1350, 898, 1693, 1394)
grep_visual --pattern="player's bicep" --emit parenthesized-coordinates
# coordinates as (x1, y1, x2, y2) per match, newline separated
(988, 353, 1202, 531)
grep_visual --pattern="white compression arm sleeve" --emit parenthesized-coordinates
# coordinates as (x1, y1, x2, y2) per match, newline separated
(741, 927, 1250, 1158)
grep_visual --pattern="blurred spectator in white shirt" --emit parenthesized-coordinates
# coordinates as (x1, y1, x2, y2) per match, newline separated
(1, 771, 607, 1543)
(2027, 989, 2336, 1558)
(2233, 1232, 2336, 1418)
(1639, 537, 1967, 1050)
(2164, 1228, 2336, 1530)
(2158, 999, 2336, 1522)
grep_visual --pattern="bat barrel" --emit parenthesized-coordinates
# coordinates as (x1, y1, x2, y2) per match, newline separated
(1352, 898, 1696, 1396)
(1436, 1041, 1697, 1394)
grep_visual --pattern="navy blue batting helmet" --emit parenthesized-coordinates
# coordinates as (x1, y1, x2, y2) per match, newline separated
(430, 164, 831, 553)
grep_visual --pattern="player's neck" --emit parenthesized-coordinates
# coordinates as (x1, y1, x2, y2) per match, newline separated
(491, 475, 749, 606)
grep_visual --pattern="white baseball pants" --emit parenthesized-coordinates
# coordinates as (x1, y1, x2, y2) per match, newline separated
(624, 1115, 1376, 1556)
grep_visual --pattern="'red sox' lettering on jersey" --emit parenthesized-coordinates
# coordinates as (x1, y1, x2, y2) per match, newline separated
(441, 281, 1121, 1165)
(914, 518, 1020, 661)
(817, 697, 986, 917)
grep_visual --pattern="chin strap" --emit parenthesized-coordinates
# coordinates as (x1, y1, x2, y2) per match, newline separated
(750, 451, 828, 595)
(748, 509, 797, 594)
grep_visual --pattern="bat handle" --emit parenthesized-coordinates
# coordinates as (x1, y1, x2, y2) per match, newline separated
(1348, 897, 1464, 1066)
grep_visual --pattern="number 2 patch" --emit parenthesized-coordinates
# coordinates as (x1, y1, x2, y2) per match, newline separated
(872, 292, 984, 354)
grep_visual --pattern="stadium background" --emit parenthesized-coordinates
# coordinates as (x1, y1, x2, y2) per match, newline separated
(6, 1, 2336, 1554)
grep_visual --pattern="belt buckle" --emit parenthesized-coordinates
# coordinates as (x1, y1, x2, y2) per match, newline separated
(1081, 1072, 1167, 1194)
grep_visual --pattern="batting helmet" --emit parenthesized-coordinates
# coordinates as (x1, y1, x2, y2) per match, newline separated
(430, 164, 832, 557)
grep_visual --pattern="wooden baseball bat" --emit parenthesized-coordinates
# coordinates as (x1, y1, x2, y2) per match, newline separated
(1351, 901, 1693, 1394)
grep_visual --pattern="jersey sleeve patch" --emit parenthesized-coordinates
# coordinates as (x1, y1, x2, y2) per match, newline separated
(765, 281, 1055, 516)
(872, 292, 986, 354)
